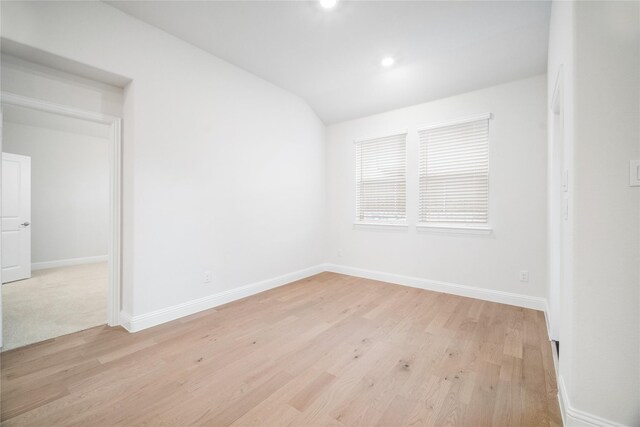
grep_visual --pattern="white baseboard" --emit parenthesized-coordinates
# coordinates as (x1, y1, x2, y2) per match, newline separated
(119, 310, 133, 332)
(119, 264, 325, 332)
(543, 299, 553, 341)
(32, 255, 108, 271)
(119, 263, 547, 333)
(323, 263, 546, 311)
(558, 376, 629, 427)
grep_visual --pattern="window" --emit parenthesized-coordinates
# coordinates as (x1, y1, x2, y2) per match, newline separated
(418, 114, 491, 229)
(355, 131, 407, 225)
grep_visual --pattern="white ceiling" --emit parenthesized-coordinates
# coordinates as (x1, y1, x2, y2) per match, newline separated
(107, 1, 551, 124)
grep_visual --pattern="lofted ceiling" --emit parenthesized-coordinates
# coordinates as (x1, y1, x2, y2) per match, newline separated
(106, 1, 551, 124)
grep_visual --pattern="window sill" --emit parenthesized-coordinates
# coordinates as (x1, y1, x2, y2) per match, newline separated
(353, 222, 409, 231)
(416, 224, 493, 235)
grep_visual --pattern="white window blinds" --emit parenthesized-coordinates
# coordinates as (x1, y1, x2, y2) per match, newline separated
(355, 132, 407, 224)
(418, 114, 490, 226)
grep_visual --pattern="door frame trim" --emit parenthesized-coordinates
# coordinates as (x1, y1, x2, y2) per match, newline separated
(547, 66, 564, 342)
(0, 91, 122, 327)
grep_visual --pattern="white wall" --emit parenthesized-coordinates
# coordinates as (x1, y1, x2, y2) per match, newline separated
(572, 4, 640, 422)
(1, 1, 326, 317)
(326, 75, 548, 300)
(549, 1, 640, 426)
(3, 121, 110, 265)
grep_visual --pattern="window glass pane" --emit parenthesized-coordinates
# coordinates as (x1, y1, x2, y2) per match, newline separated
(418, 117, 490, 225)
(355, 133, 407, 223)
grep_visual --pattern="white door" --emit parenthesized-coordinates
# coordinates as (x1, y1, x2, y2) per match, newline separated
(1, 152, 31, 283)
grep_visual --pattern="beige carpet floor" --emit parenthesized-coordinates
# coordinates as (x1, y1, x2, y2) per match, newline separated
(2, 262, 107, 351)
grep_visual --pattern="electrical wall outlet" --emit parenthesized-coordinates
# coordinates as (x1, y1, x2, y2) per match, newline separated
(204, 271, 212, 283)
(630, 159, 640, 187)
(519, 270, 529, 283)
(338, 249, 343, 258)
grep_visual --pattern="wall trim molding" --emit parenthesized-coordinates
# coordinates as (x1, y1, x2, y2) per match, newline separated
(543, 299, 553, 341)
(32, 255, 108, 271)
(118, 310, 133, 332)
(558, 376, 629, 427)
(0, 92, 119, 124)
(323, 263, 546, 311)
(118, 263, 549, 333)
(119, 264, 325, 332)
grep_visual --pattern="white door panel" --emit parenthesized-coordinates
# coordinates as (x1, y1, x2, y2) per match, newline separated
(1, 152, 31, 283)
(2, 161, 20, 214)
(2, 231, 21, 267)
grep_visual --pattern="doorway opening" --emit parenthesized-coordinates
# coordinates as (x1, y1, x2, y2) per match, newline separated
(0, 94, 121, 351)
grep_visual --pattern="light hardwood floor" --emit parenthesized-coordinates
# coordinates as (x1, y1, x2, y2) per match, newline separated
(0, 272, 561, 426)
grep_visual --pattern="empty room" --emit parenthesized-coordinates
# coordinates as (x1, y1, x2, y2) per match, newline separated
(0, 1, 638, 426)
(1, 99, 113, 351)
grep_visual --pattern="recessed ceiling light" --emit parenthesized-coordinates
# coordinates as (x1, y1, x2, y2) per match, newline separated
(320, 0, 337, 9)
(381, 57, 395, 67)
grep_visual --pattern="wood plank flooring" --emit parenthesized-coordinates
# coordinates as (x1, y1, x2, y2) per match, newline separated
(0, 272, 561, 426)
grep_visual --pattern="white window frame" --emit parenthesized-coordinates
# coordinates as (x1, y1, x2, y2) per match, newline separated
(354, 130, 408, 228)
(416, 113, 492, 234)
